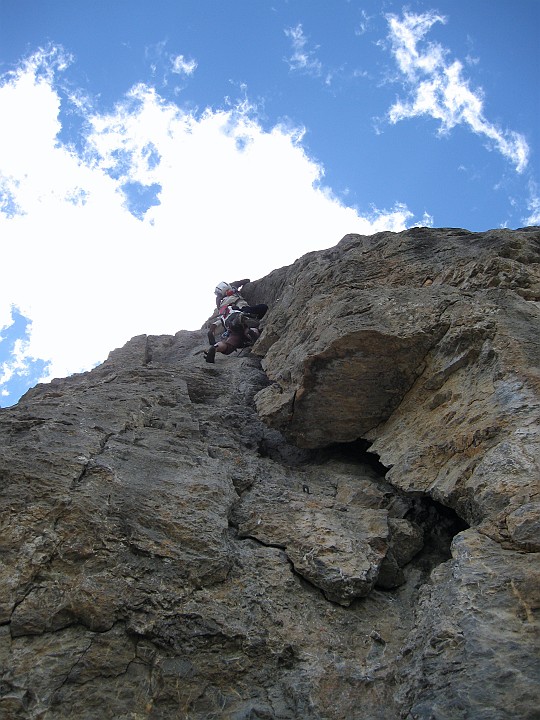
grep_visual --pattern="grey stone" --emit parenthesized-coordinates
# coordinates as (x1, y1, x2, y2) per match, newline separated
(1, 227, 539, 719)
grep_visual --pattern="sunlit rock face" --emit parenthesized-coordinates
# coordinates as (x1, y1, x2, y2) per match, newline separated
(250, 227, 540, 541)
(1, 227, 539, 720)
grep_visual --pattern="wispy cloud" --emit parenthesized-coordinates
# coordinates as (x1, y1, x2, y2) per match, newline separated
(385, 11, 529, 173)
(284, 24, 322, 75)
(144, 43, 197, 88)
(524, 181, 540, 225)
(171, 54, 197, 76)
(355, 10, 373, 37)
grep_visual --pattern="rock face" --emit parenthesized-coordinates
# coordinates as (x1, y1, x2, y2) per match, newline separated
(1, 227, 539, 719)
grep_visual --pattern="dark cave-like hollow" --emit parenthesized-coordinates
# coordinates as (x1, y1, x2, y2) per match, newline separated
(404, 496, 470, 567)
(256, 431, 470, 576)
(318, 438, 389, 476)
(322, 439, 471, 573)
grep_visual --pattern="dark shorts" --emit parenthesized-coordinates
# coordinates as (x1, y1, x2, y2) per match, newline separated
(222, 332, 245, 354)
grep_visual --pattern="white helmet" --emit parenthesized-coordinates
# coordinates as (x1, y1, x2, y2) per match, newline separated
(215, 281, 232, 295)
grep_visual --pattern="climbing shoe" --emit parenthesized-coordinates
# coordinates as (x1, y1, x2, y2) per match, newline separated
(204, 346, 216, 363)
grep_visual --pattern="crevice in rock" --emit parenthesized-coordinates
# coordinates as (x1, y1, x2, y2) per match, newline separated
(315, 438, 389, 476)
(70, 430, 116, 490)
(309, 438, 470, 582)
(235, 428, 472, 605)
(231, 529, 287, 554)
(227, 517, 339, 602)
(404, 497, 470, 572)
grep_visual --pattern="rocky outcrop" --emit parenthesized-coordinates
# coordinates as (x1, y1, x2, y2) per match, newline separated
(1, 227, 538, 719)
(250, 228, 540, 541)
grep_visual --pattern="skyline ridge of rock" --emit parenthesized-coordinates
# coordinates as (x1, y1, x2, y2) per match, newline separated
(1, 226, 539, 719)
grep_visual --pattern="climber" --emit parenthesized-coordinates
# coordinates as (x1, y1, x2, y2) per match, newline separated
(214, 279, 250, 310)
(204, 307, 261, 363)
(207, 279, 268, 345)
(214, 279, 268, 319)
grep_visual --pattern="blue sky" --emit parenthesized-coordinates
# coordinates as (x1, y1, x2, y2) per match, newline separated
(1, 0, 539, 407)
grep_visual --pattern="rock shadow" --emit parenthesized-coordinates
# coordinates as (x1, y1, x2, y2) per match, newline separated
(313, 438, 470, 585)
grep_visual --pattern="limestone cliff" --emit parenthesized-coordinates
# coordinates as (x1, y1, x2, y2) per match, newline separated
(1, 227, 539, 719)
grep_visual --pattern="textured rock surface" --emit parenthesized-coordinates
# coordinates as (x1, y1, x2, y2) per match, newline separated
(1, 227, 539, 719)
(250, 227, 540, 537)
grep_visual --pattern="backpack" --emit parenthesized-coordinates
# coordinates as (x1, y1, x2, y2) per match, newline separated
(224, 310, 246, 332)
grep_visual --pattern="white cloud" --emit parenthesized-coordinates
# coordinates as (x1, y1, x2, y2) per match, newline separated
(0, 47, 415, 396)
(524, 182, 540, 226)
(385, 11, 529, 173)
(0, 333, 35, 392)
(284, 24, 322, 75)
(171, 54, 197, 76)
(413, 212, 434, 228)
(355, 10, 373, 37)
